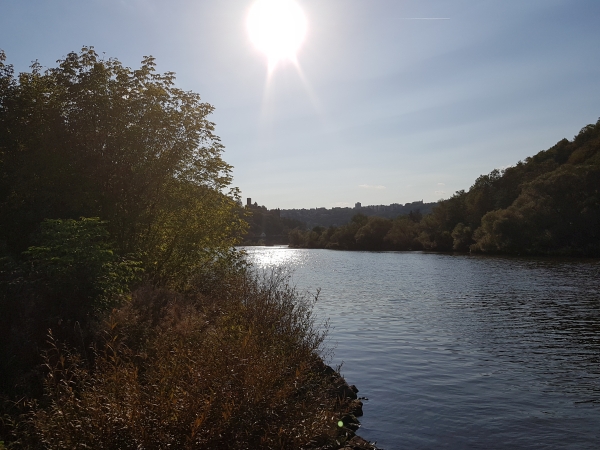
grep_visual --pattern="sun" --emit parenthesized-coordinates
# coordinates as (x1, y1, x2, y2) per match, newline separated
(247, 0, 307, 67)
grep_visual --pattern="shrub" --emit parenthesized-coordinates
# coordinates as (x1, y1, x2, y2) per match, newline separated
(19, 271, 353, 449)
(0, 218, 142, 401)
(24, 218, 142, 315)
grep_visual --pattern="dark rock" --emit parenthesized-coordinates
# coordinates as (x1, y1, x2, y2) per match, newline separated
(350, 399, 363, 417)
(311, 359, 379, 449)
(322, 364, 337, 376)
(340, 413, 361, 431)
(343, 435, 378, 449)
(335, 380, 358, 400)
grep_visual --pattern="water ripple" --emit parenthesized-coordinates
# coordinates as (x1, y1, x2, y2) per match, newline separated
(243, 247, 600, 449)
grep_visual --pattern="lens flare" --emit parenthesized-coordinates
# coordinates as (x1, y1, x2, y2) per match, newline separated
(247, 0, 307, 67)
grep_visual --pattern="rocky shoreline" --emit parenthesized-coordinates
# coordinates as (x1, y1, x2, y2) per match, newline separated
(316, 362, 379, 450)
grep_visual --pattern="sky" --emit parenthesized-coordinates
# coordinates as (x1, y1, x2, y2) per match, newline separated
(1, 0, 599, 209)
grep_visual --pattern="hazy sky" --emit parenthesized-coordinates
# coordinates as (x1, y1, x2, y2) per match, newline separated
(2, 0, 599, 209)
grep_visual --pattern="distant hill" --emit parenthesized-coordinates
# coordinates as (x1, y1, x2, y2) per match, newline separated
(241, 200, 436, 245)
(280, 201, 437, 229)
(287, 117, 600, 255)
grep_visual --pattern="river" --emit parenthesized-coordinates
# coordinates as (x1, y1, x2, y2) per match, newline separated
(242, 247, 600, 450)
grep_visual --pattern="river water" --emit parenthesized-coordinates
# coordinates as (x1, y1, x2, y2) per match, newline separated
(242, 247, 600, 450)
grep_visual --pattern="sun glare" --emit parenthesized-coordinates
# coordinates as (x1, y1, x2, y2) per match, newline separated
(247, 0, 307, 68)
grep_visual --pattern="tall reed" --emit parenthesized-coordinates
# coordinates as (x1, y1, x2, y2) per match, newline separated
(16, 270, 354, 449)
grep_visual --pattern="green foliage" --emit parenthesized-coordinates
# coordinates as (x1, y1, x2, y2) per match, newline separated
(409, 212, 451, 251)
(471, 163, 600, 255)
(288, 228, 306, 248)
(0, 48, 362, 449)
(24, 218, 142, 312)
(350, 213, 369, 227)
(138, 183, 245, 289)
(327, 222, 360, 250)
(0, 218, 142, 402)
(384, 216, 422, 250)
(289, 212, 423, 251)
(0, 47, 246, 284)
(451, 223, 473, 252)
(418, 118, 600, 255)
(355, 217, 392, 250)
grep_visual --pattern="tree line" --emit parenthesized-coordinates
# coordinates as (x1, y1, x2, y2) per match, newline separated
(242, 203, 305, 245)
(279, 200, 436, 229)
(290, 120, 600, 256)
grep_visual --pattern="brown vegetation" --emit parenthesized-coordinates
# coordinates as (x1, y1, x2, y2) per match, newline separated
(2, 270, 363, 449)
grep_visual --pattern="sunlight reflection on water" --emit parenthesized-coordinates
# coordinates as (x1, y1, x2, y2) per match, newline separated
(242, 245, 307, 269)
(242, 247, 600, 450)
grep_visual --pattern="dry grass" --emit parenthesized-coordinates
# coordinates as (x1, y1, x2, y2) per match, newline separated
(16, 270, 354, 449)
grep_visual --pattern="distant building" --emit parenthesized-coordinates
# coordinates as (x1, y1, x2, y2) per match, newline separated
(247, 198, 252, 206)
(355, 202, 361, 209)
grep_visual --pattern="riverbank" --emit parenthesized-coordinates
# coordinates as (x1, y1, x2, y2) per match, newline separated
(1, 270, 378, 449)
(316, 360, 378, 449)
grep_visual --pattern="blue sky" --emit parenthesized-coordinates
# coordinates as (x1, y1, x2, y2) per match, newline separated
(2, 0, 599, 209)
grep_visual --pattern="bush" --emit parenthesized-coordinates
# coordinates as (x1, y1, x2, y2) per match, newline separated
(0, 218, 142, 401)
(16, 271, 354, 449)
(24, 218, 142, 314)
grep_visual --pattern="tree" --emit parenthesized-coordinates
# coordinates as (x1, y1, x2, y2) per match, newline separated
(0, 47, 246, 288)
(451, 223, 473, 252)
(384, 216, 421, 250)
(471, 163, 600, 255)
(355, 216, 392, 250)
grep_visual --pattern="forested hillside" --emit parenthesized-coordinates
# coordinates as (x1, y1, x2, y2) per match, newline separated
(280, 200, 436, 228)
(291, 119, 600, 255)
(427, 119, 600, 255)
(241, 201, 434, 245)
